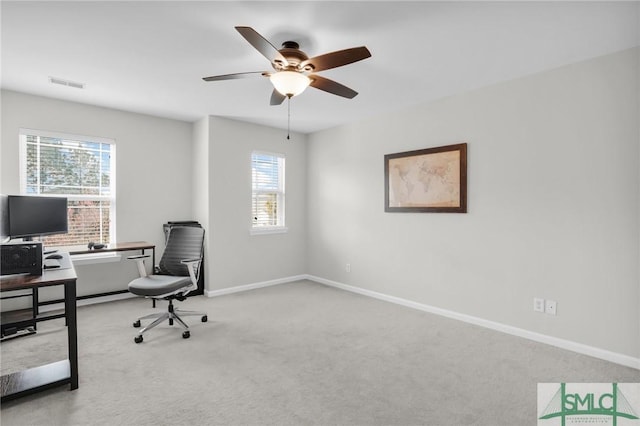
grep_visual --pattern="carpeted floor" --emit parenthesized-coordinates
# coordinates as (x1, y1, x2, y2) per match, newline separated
(1, 280, 638, 425)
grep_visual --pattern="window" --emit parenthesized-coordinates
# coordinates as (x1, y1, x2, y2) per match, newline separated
(251, 151, 286, 234)
(19, 129, 116, 248)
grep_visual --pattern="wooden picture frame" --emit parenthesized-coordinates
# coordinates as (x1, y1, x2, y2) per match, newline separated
(384, 143, 467, 213)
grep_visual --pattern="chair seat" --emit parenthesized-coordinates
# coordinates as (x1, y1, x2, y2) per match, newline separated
(128, 275, 192, 297)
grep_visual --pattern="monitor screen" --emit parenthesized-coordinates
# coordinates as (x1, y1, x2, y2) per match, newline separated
(8, 195, 68, 239)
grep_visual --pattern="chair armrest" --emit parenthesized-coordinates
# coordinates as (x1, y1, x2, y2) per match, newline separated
(181, 258, 202, 289)
(127, 254, 151, 277)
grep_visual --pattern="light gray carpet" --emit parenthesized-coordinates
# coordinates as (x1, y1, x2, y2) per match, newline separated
(1, 280, 638, 425)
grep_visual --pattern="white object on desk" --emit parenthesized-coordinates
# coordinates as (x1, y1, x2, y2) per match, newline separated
(70, 252, 122, 266)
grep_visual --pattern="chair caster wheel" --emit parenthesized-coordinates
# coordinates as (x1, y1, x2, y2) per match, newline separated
(133, 320, 141, 328)
(201, 315, 208, 323)
(134, 335, 143, 344)
(169, 318, 174, 326)
(182, 331, 190, 339)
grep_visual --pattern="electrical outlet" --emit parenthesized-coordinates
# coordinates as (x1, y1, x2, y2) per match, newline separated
(346, 263, 351, 273)
(545, 300, 557, 315)
(533, 297, 545, 313)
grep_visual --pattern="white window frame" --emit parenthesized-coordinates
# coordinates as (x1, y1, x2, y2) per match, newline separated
(250, 150, 287, 235)
(18, 128, 116, 249)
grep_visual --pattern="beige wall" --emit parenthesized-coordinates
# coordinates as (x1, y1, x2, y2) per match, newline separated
(307, 48, 640, 358)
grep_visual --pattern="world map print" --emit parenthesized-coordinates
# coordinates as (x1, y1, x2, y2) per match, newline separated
(387, 150, 461, 208)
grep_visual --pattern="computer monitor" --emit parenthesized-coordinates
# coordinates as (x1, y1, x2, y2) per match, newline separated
(7, 195, 68, 240)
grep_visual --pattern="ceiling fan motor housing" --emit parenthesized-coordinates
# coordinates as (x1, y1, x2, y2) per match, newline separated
(273, 41, 313, 72)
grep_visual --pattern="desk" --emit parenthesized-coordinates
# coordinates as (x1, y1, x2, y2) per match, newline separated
(70, 241, 155, 268)
(0, 263, 78, 401)
(68, 241, 155, 301)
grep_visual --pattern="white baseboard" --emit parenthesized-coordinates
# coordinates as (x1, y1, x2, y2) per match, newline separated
(204, 275, 308, 298)
(306, 275, 640, 370)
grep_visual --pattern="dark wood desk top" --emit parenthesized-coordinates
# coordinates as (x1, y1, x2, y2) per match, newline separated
(69, 241, 155, 255)
(0, 267, 77, 292)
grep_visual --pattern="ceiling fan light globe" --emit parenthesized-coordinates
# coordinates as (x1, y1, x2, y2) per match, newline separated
(270, 71, 310, 97)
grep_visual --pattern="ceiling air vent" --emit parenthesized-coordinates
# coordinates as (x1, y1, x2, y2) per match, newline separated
(49, 77, 85, 89)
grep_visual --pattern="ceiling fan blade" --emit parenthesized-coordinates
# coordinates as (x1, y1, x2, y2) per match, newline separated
(300, 46, 371, 72)
(270, 89, 286, 106)
(309, 75, 358, 99)
(203, 71, 267, 82)
(202, 71, 270, 81)
(235, 26, 288, 66)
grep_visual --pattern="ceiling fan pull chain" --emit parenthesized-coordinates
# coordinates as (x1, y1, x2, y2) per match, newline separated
(287, 95, 291, 140)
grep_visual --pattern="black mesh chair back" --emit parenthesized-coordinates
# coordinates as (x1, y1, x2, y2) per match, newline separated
(158, 226, 205, 278)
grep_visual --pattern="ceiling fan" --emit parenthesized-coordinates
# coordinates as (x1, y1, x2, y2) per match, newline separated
(203, 26, 372, 105)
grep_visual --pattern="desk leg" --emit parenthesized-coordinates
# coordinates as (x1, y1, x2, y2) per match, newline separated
(64, 281, 79, 390)
(33, 288, 39, 330)
(152, 247, 156, 307)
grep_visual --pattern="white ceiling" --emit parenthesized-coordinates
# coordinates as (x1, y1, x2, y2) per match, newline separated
(2, 1, 638, 134)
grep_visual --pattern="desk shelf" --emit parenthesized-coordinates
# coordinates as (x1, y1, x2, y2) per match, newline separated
(1, 308, 65, 325)
(0, 309, 36, 340)
(0, 360, 71, 401)
(0, 308, 33, 324)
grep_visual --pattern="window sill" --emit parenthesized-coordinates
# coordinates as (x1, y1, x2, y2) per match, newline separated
(250, 227, 288, 236)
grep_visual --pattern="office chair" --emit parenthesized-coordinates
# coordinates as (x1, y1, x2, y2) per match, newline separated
(128, 226, 207, 343)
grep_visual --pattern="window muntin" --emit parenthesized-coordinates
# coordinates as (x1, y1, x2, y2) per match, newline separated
(251, 151, 285, 232)
(19, 129, 115, 248)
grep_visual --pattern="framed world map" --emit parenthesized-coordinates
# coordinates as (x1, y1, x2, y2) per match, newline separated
(384, 143, 467, 213)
